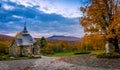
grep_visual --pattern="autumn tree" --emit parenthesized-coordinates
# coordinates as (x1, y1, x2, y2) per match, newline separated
(81, 34, 105, 50)
(80, 0, 120, 53)
(0, 41, 9, 55)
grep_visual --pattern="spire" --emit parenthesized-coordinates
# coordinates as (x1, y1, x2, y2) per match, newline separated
(23, 22, 28, 33)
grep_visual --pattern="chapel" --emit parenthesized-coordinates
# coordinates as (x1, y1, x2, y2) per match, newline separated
(9, 24, 40, 57)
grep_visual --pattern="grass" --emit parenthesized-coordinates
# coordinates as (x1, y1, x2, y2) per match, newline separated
(0, 55, 10, 60)
(74, 51, 91, 55)
(45, 50, 105, 57)
(46, 52, 74, 57)
(90, 50, 105, 55)
(74, 50, 105, 55)
(89, 50, 120, 58)
(97, 53, 120, 58)
(0, 54, 41, 61)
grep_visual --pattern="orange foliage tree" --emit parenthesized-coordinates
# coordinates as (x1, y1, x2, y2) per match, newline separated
(81, 34, 105, 50)
(80, 0, 120, 53)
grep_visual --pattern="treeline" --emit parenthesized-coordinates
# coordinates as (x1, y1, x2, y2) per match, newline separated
(40, 38, 77, 55)
(0, 35, 13, 55)
(0, 36, 10, 55)
(0, 34, 112, 55)
(40, 35, 106, 55)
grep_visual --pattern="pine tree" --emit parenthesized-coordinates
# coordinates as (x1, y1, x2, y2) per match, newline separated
(40, 37, 47, 48)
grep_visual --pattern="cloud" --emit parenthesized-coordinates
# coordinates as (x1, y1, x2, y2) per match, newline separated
(12, 15, 23, 19)
(2, 3, 15, 10)
(0, 0, 84, 38)
(8, 0, 84, 18)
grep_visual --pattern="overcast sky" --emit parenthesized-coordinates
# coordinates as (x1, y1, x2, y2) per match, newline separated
(0, 0, 89, 38)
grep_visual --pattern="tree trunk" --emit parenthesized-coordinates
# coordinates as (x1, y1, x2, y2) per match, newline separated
(114, 37, 119, 53)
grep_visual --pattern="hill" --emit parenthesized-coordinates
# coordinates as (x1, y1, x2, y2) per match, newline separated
(48, 35, 82, 41)
(0, 34, 13, 41)
(0, 34, 82, 43)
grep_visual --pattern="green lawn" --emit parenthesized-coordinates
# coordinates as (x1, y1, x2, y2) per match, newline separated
(46, 52, 74, 57)
(46, 50, 105, 57)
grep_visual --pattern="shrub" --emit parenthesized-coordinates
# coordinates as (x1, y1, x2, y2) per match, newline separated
(74, 51, 91, 55)
(40, 48, 54, 55)
(0, 41, 9, 55)
(0, 55, 10, 60)
(97, 53, 120, 58)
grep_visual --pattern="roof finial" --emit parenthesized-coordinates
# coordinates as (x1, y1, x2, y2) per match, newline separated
(23, 22, 28, 33)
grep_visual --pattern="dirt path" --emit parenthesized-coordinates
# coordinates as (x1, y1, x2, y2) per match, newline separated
(0, 56, 119, 70)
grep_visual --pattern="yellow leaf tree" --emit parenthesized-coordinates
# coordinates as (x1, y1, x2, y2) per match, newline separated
(80, 0, 120, 53)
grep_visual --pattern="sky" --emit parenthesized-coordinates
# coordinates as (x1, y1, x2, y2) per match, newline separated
(0, 0, 89, 38)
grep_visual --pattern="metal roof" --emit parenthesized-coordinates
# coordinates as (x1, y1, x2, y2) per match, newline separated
(15, 24, 36, 46)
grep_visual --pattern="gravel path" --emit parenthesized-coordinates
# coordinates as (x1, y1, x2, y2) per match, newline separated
(0, 56, 119, 70)
(62, 54, 120, 70)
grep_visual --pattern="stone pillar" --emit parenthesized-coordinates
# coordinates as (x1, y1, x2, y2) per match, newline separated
(105, 41, 110, 54)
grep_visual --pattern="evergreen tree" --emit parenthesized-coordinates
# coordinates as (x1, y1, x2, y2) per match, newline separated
(40, 37, 47, 48)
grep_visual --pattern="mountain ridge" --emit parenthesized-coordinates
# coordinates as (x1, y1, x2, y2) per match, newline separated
(0, 34, 82, 42)
(48, 35, 82, 41)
